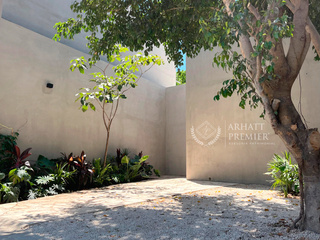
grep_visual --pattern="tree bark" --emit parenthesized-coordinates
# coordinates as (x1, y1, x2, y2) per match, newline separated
(266, 86, 320, 232)
(103, 131, 110, 168)
(303, 176, 320, 232)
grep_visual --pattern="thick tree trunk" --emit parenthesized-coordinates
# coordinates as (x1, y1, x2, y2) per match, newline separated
(266, 84, 320, 232)
(304, 176, 320, 232)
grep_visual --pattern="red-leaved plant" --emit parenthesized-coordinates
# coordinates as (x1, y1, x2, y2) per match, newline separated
(8, 145, 32, 169)
(61, 151, 93, 189)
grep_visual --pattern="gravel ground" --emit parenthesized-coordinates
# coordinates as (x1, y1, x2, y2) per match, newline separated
(6, 184, 320, 240)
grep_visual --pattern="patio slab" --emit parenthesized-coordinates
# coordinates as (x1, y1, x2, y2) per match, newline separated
(0, 176, 235, 236)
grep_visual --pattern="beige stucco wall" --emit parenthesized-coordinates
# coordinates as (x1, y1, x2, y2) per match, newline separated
(165, 85, 186, 176)
(1, 0, 176, 88)
(186, 41, 320, 184)
(0, 0, 3, 16)
(0, 17, 173, 173)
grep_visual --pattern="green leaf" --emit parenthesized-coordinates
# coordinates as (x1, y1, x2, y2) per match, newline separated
(154, 169, 161, 177)
(79, 66, 85, 74)
(121, 156, 130, 165)
(0, 173, 5, 181)
(82, 105, 88, 112)
(89, 103, 96, 111)
(139, 155, 149, 163)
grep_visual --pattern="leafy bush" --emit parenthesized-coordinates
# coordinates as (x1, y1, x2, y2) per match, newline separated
(0, 172, 20, 203)
(60, 151, 93, 189)
(265, 151, 299, 197)
(28, 163, 75, 199)
(108, 149, 161, 183)
(7, 145, 32, 169)
(0, 137, 160, 204)
(92, 158, 112, 187)
(0, 166, 33, 203)
(0, 132, 19, 174)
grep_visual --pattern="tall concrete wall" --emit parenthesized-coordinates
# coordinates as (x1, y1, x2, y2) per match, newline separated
(0, 17, 171, 173)
(1, 0, 176, 87)
(186, 41, 320, 184)
(0, 0, 3, 17)
(165, 85, 186, 176)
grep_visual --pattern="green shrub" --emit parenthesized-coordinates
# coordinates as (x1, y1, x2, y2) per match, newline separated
(265, 151, 299, 197)
(0, 132, 19, 174)
(92, 158, 112, 187)
(108, 149, 161, 183)
(0, 144, 160, 204)
(0, 166, 33, 203)
(28, 163, 75, 199)
(60, 151, 94, 190)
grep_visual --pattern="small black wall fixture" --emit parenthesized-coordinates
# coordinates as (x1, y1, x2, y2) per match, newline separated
(46, 83, 54, 89)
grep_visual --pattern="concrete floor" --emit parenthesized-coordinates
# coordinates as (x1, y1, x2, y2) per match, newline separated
(0, 176, 235, 239)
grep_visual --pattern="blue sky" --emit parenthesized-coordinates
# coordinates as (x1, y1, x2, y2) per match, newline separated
(176, 54, 186, 71)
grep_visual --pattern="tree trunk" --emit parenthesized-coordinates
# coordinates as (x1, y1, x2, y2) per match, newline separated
(103, 131, 110, 168)
(304, 176, 320, 232)
(266, 84, 320, 232)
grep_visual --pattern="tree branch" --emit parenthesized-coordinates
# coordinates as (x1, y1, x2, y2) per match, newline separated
(286, 0, 310, 78)
(306, 18, 320, 56)
(223, 0, 257, 77)
(253, 55, 278, 129)
(247, 3, 261, 20)
(287, 0, 320, 56)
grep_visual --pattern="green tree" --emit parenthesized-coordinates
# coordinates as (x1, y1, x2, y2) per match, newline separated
(176, 70, 186, 85)
(54, 0, 320, 232)
(68, 45, 163, 167)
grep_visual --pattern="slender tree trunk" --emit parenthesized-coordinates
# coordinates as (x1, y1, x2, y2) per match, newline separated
(103, 131, 110, 168)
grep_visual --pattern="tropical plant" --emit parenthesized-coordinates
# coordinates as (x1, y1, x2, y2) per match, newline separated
(28, 163, 75, 199)
(35, 155, 57, 171)
(51, 163, 76, 187)
(265, 151, 299, 197)
(28, 175, 62, 199)
(8, 166, 32, 186)
(107, 149, 160, 183)
(0, 172, 20, 203)
(6, 145, 32, 169)
(59, 151, 93, 189)
(60, 152, 74, 169)
(72, 151, 94, 189)
(133, 151, 161, 178)
(0, 132, 19, 173)
(92, 158, 112, 187)
(119, 155, 145, 183)
(115, 148, 129, 167)
(0, 182, 20, 203)
(0, 166, 33, 203)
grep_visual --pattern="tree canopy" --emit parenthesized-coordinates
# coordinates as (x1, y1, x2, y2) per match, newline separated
(176, 70, 186, 85)
(55, 0, 319, 65)
(54, 0, 320, 111)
